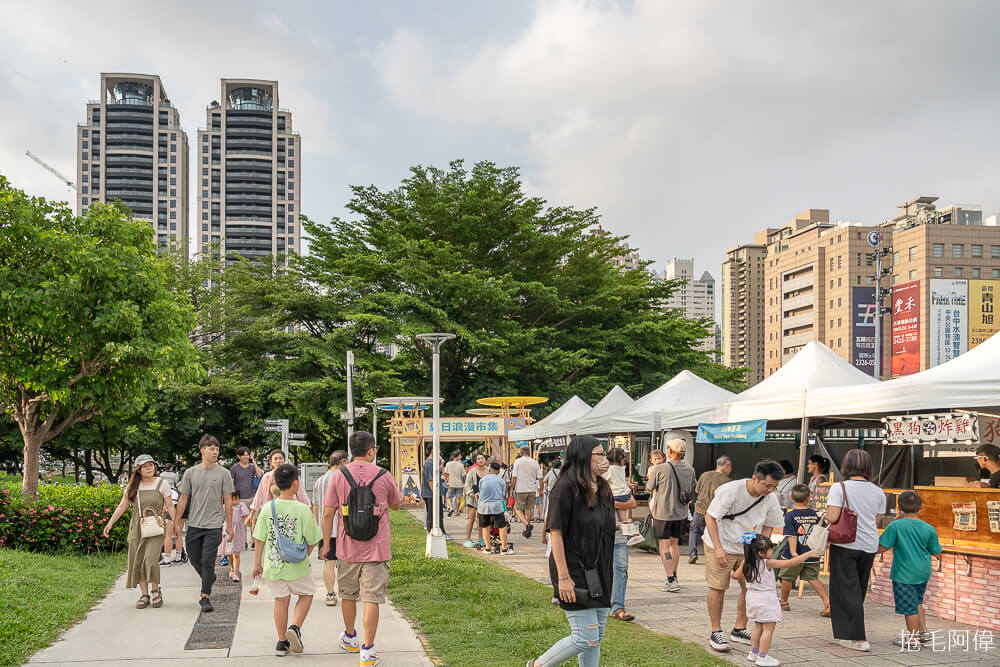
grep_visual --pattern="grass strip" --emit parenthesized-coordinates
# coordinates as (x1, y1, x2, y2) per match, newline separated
(0, 549, 126, 667)
(387, 511, 729, 667)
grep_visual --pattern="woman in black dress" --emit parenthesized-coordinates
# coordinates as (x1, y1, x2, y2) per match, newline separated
(527, 435, 615, 667)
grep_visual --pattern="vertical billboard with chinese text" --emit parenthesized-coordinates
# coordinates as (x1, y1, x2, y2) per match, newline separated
(891, 280, 920, 376)
(851, 286, 876, 375)
(929, 279, 968, 367)
(969, 280, 1000, 349)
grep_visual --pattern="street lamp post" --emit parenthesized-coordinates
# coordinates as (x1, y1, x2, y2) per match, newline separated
(416, 332, 456, 559)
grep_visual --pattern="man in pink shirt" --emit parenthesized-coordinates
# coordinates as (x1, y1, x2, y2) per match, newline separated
(322, 431, 401, 667)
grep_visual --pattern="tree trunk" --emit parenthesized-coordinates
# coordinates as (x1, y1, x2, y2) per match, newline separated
(84, 448, 94, 486)
(21, 435, 41, 500)
(73, 449, 79, 484)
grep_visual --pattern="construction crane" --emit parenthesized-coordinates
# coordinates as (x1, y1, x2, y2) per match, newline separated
(25, 150, 76, 191)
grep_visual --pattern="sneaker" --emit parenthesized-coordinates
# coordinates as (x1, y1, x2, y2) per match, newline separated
(199, 597, 214, 613)
(747, 649, 759, 662)
(551, 596, 559, 604)
(220, 555, 229, 566)
(274, 640, 290, 657)
(837, 639, 871, 652)
(756, 655, 780, 666)
(626, 535, 645, 547)
(688, 553, 698, 564)
(709, 630, 730, 652)
(475, 539, 486, 548)
(172, 553, 183, 564)
(730, 628, 752, 644)
(524, 524, 534, 539)
(325, 592, 338, 606)
(501, 546, 514, 555)
(447, 510, 453, 517)
(159, 554, 172, 566)
(285, 625, 303, 654)
(481, 547, 493, 554)
(178, 551, 188, 564)
(918, 630, 932, 644)
(463, 539, 477, 548)
(443, 533, 454, 540)
(338, 630, 360, 653)
(658, 579, 680, 593)
(360, 644, 380, 666)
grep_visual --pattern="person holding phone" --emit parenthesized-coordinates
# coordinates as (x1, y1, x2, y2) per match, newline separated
(526, 435, 614, 667)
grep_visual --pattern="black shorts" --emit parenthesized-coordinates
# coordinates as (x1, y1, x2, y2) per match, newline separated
(653, 518, 684, 540)
(479, 513, 508, 530)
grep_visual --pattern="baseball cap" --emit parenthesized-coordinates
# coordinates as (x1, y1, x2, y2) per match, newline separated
(667, 439, 687, 455)
(134, 454, 155, 469)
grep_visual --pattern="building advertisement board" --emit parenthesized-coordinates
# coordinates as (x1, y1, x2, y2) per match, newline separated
(851, 286, 876, 375)
(929, 279, 968, 367)
(969, 280, 1000, 349)
(891, 280, 921, 376)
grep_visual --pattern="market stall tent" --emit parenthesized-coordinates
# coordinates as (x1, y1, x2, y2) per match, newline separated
(567, 385, 635, 436)
(585, 370, 736, 434)
(806, 330, 1000, 417)
(506, 395, 591, 441)
(658, 341, 878, 428)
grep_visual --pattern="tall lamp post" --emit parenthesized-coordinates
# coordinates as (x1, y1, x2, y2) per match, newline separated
(416, 332, 456, 559)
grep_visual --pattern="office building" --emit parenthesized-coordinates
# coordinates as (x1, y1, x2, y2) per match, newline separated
(721, 236, 769, 384)
(663, 258, 717, 353)
(196, 79, 301, 264)
(77, 73, 189, 249)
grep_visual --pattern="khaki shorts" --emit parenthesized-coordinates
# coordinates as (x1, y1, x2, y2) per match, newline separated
(266, 574, 315, 598)
(337, 560, 389, 604)
(777, 560, 821, 582)
(704, 544, 745, 591)
(515, 492, 536, 512)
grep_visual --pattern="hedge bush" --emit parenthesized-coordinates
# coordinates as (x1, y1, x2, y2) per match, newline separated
(0, 482, 129, 554)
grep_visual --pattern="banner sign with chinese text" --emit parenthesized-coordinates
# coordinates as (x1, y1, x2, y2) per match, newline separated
(851, 286, 876, 375)
(886, 412, 978, 445)
(891, 280, 921, 376)
(696, 420, 767, 443)
(969, 280, 1000, 349)
(421, 417, 505, 440)
(929, 279, 968, 367)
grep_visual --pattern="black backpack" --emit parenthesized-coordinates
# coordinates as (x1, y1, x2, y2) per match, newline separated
(339, 467, 388, 541)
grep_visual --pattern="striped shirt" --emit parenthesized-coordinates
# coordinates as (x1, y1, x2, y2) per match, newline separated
(313, 468, 338, 530)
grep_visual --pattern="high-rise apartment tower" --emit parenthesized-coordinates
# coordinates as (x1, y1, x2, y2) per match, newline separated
(77, 73, 189, 249)
(196, 79, 301, 264)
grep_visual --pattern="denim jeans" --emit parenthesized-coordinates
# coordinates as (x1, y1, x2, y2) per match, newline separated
(538, 607, 609, 667)
(688, 511, 706, 556)
(611, 532, 628, 614)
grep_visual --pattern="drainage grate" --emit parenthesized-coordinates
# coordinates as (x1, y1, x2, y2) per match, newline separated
(184, 564, 242, 650)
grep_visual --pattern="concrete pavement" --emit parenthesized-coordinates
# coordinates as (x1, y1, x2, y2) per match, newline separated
(30, 553, 432, 666)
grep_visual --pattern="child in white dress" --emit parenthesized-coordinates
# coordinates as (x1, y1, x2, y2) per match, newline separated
(602, 447, 644, 546)
(740, 532, 820, 666)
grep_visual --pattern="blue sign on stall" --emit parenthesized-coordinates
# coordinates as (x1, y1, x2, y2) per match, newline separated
(696, 419, 768, 443)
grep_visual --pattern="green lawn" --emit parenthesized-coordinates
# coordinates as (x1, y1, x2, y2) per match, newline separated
(0, 472, 80, 486)
(0, 549, 126, 667)
(387, 511, 728, 667)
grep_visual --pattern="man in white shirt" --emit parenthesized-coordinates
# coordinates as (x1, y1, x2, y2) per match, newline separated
(444, 451, 467, 517)
(510, 447, 542, 538)
(702, 459, 785, 654)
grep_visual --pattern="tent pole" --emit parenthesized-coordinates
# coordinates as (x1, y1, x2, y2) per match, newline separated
(797, 415, 809, 483)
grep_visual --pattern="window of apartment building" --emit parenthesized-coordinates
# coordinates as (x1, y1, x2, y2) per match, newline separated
(830, 319, 834, 328)
(994, 269, 1000, 279)
(934, 267, 943, 277)
(202, 224, 208, 231)
(202, 200, 208, 209)
(892, 274, 900, 285)
(202, 190, 207, 198)
(170, 222, 176, 230)
(202, 213, 208, 221)
(856, 253, 861, 266)
(288, 138, 294, 146)
(909, 269, 917, 280)
(202, 144, 208, 153)
(170, 200, 175, 208)
(908, 246, 917, 261)
(837, 338, 842, 348)
(288, 221, 294, 230)
(202, 235, 208, 243)
(829, 279, 834, 289)
(973, 268, 981, 278)
(202, 168, 208, 176)
(82, 140, 89, 149)
(81, 153, 87, 162)
(168, 155, 175, 163)
(169, 189, 175, 197)
(288, 204, 294, 212)
(169, 144, 176, 152)
(955, 267, 963, 277)
(202, 179, 208, 187)
(837, 297, 842, 307)
(857, 276, 862, 285)
(82, 129, 88, 138)
(202, 156, 208, 164)
(288, 181, 294, 189)
(992, 245, 1000, 259)
(972, 244, 983, 258)
(289, 159, 294, 168)
(933, 243, 944, 257)
(952, 244, 964, 258)
(81, 174, 88, 183)
(81, 185, 88, 194)
(82, 197, 88, 205)
(892, 252, 899, 265)
(837, 277, 842, 287)
(169, 212, 176, 220)
(837, 317, 842, 327)
(837, 256, 842, 269)
(288, 149, 295, 157)
(830, 258, 834, 270)
(82, 164, 87, 171)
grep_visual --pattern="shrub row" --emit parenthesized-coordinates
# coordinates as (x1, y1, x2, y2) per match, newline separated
(0, 482, 129, 554)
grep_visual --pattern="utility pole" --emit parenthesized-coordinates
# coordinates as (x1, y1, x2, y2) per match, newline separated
(264, 419, 290, 459)
(346, 350, 355, 441)
(867, 231, 893, 380)
(416, 333, 456, 559)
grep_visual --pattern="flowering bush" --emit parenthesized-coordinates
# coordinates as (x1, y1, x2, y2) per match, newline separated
(0, 481, 129, 553)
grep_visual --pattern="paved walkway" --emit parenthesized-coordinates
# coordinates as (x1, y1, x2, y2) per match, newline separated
(433, 509, 1000, 667)
(30, 553, 432, 666)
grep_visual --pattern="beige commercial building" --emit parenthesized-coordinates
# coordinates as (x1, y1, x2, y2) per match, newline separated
(77, 73, 189, 250)
(196, 79, 301, 264)
(661, 258, 717, 354)
(721, 236, 769, 385)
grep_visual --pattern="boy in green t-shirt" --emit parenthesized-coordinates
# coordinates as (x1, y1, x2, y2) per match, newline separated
(877, 490, 942, 651)
(252, 464, 322, 656)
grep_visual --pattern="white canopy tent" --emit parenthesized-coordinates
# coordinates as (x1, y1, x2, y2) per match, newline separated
(658, 342, 878, 429)
(582, 370, 736, 434)
(565, 385, 635, 436)
(806, 330, 1000, 417)
(506, 395, 591, 441)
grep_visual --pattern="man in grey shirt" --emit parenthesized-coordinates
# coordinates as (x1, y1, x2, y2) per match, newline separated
(175, 434, 234, 612)
(647, 438, 696, 593)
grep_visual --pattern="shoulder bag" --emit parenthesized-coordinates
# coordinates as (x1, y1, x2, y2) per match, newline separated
(270, 499, 309, 562)
(668, 462, 693, 505)
(827, 481, 859, 544)
(138, 480, 166, 539)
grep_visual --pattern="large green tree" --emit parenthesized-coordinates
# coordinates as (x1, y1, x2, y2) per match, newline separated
(0, 178, 201, 498)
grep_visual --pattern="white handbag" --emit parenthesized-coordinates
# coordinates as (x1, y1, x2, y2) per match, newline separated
(805, 522, 829, 553)
(138, 480, 166, 539)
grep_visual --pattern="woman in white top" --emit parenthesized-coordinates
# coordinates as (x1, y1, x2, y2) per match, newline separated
(824, 449, 886, 653)
(246, 449, 310, 529)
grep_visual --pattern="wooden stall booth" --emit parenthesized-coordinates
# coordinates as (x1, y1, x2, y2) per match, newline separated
(475, 396, 547, 465)
(378, 396, 437, 506)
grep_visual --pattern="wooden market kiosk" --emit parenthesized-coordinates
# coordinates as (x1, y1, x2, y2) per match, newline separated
(379, 395, 546, 505)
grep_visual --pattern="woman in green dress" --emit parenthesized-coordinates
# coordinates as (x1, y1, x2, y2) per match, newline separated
(103, 454, 176, 608)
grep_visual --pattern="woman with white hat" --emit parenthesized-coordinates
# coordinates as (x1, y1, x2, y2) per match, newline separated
(103, 455, 176, 609)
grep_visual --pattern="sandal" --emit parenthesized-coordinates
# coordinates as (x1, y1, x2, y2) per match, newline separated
(151, 589, 163, 608)
(136, 594, 151, 609)
(611, 609, 635, 622)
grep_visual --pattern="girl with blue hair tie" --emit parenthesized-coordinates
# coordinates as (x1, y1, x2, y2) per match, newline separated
(740, 531, 820, 666)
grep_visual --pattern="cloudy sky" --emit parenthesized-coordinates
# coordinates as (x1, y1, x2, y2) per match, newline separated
(3, 0, 1000, 285)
